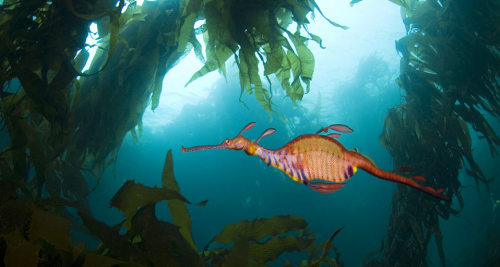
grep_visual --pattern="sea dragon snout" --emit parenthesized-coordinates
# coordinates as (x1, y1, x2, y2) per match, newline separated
(181, 122, 258, 152)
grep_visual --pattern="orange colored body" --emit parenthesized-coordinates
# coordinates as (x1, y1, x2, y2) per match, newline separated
(182, 123, 448, 200)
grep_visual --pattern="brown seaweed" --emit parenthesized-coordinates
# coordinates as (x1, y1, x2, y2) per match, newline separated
(363, 0, 499, 266)
(185, 0, 346, 117)
(202, 215, 312, 266)
(0, 148, 342, 266)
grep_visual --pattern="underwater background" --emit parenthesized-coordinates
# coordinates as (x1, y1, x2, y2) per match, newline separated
(0, 0, 499, 266)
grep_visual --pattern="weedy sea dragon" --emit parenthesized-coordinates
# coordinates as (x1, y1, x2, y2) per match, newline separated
(182, 122, 448, 200)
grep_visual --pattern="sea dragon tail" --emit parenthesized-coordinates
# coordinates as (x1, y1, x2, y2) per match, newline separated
(349, 152, 448, 200)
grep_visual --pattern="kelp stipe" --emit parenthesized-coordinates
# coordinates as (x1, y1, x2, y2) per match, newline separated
(359, 0, 500, 265)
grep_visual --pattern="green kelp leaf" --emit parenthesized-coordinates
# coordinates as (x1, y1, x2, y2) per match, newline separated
(221, 238, 249, 267)
(308, 33, 325, 48)
(0, 200, 33, 235)
(237, 52, 252, 96)
(349, 0, 363, 7)
(97, 17, 111, 37)
(0, 201, 73, 266)
(161, 150, 197, 250)
(249, 236, 313, 264)
(287, 0, 312, 25)
(3, 233, 40, 267)
(190, 33, 205, 63)
(206, 216, 309, 266)
(130, 128, 139, 143)
(78, 209, 133, 261)
(389, 0, 409, 8)
(0, 180, 18, 204)
(290, 78, 305, 104)
(130, 205, 203, 267)
(255, 84, 273, 118)
(263, 44, 285, 76)
(150, 70, 164, 110)
(185, 44, 234, 86)
(29, 208, 71, 251)
(310, 226, 344, 267)
(310, 0, 348, 29)
(275, 49, 292, 93)
(60, 162, 89, 201)
(73, 49, 90, 73)
(177, 13, 197, 54)
(98, 0, 124, 72)
(83, 253, 127, 267)
(286, 50, 304, 103)
(110, 180, 191, 228)
(239, 48, 273, 116)
(211, 215, 307, 244)
(137, 120, 143, 137)
(185, 2, 235, 86)
(287, 31, 315, 85)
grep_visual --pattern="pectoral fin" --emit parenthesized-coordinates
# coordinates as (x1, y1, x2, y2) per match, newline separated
(307, 182, 345, 193)
(327, 133, 341, 139)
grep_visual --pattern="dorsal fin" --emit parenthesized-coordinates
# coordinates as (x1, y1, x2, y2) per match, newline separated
(238, 122, 256, 135)
(256, 128, 276, 143)
(327, 133, 341, 139)
(316, 124, 354, 135)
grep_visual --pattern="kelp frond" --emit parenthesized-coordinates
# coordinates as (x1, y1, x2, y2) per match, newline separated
(368, 0, 500, 266)
(184, 0, 347, 118)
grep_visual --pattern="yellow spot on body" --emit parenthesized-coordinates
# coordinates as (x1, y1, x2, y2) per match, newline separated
(353, 166, 358, 174)
(248, 144, 257, 155)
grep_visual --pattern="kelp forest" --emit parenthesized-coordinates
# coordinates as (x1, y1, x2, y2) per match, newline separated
(0, 0, 498, 265)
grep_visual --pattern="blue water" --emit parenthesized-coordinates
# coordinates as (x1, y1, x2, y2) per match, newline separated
(76, 2, 500, 257)
(85, 59, 500, 265)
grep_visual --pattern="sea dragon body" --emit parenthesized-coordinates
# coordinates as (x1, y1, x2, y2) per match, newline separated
(181, 122, 448, 200)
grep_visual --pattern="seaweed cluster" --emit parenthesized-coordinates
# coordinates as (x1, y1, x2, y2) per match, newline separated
(184, 0, 347, 117)
(362, 0, 499, 266)
(0, 0, 188, 210)
(0, 0, 342, 209)
(0, 0, 350, 265)
(0, 150, 343, 266)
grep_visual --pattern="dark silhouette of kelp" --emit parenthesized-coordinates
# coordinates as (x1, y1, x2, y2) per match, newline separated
(360, 0, 499, 266)
(0, 0, 348, 265)
(0, 0, 343, 217)
(1, 0, 498, 265)
(0, 150, 343, 266)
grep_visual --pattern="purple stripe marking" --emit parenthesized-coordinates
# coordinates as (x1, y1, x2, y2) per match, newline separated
(271, 151, 277, 165)
(347, 165, 354, 177)
(287, 154, 296, 178)
(299, 168, 309, 183)
(294, 158, 302, 181)
(300, 169, 308, 183)
(281, 152, 288, 173)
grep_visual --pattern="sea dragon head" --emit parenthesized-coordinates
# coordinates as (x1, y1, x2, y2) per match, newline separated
(181, 122, 275, 155)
